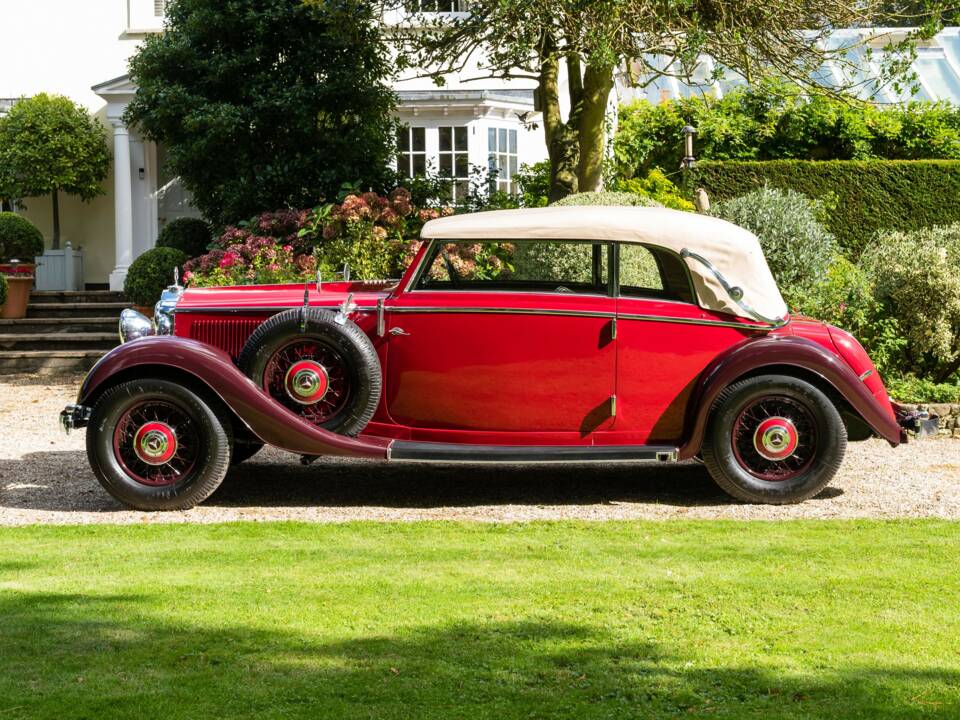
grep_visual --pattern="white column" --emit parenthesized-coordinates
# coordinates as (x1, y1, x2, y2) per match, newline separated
(109, 121, 134, 292)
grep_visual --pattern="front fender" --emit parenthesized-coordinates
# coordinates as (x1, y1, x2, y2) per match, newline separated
(678, 335, 901, 460)
(77, 337, 389, 459)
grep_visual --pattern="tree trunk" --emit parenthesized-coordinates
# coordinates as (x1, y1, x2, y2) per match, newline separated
(575, 62, 615, 193)
(539, 47, 579, 202)
(51, 190, 60, 250)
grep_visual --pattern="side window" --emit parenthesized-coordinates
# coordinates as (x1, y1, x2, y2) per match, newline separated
(619, 244, 696, 303)
(417, 240, 609, 294)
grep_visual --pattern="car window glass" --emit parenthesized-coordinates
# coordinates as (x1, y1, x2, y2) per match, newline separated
(418, 240, 608, 294)
(619, 244, 665, 296)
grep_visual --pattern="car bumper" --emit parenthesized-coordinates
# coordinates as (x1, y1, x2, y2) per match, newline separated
(892, 402, 939, 442)
(60, 404, 91, 434)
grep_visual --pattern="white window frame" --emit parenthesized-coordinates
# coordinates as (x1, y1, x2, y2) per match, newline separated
(397, 126, 428, 179)
(487, 127, 519, 194)
(438, 126, 470, 203)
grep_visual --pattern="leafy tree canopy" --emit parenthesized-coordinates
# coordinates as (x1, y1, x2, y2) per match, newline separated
(127, 0, 398, 226)
(387, 0, 952, 201)
(0, 93, 110, 248)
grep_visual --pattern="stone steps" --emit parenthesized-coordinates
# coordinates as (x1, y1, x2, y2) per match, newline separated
(0, 317, 117, 335)
(26, 302, 131, 319)
(0, 350, 106, 375)
(29, 290, 124, 304)
(0, 291, 126, 374)
(0, 333, 118, 352)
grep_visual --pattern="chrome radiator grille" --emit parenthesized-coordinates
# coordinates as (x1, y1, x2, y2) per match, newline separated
(187, 317, 264, 358)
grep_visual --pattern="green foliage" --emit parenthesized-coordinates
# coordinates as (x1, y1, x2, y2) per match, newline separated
(550, 191, 659, 207)
(124, 247, 189, 307)
(127, 0, 397, 226)
(710, 187, 837, 311)
(805, 256, 908, 380)
(615, 89, 960, 179)
(0, 94, 109, 205)
(692, 159, 960, 255)
(0, 274, 7, 307)
(0, 212, 44, 262)
(611, 169, 695, 211)
(885, 375, 960, 403)
(860, 224, 960, 383)
(156, 218, 214, 259)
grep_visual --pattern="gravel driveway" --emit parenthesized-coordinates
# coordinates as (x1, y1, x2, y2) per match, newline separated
(1, 374, 958, 526)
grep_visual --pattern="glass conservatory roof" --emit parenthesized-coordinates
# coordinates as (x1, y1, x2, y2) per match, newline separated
(621, 27, 960, 106)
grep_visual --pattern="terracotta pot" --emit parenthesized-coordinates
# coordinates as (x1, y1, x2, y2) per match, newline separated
(0, 262, 37, 277)
(0, 276, 33, 319)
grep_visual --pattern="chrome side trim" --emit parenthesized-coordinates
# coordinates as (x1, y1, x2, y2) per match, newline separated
(859, 369, 875, 381)
(389, 306, 614, 319)
(174, 305, 375, 314)
(680, 249, 789, 328)
(617, 312, 772, 331)
(392, 305, 773, 330)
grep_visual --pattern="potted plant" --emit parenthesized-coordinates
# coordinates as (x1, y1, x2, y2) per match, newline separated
(124, 246, 188, 315)
(0, 212, 43, 319)
(0, 94, 109, 290)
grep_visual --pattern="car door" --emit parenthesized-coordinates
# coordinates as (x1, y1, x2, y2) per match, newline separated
(385, 239, 617, 437)
(613, 244, 761, 444)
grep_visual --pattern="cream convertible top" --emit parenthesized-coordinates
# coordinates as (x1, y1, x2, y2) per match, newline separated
(420, 206, 789, 324)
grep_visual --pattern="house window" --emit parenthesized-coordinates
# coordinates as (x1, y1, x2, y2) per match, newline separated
(405, 0, 468, 12)
(397, 126, 427, 178)
(154, 0, 166, 16)
(439, 126, 469, 202)
(488, 128, 518, 194)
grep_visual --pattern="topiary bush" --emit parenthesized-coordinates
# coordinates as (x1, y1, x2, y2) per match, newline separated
(0, 274, 7, 308)
(710, 186, 837, 311)
(124, 247, 189, 307)
(156, 217, 213, 259)
(550, 191, 660, 208)
(860, 224, 960, 383)
(692, 159, 960, 255)
(0, 212, 44, 262)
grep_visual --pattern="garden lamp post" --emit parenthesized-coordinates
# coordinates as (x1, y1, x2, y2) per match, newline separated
(681, 125, 697, 170)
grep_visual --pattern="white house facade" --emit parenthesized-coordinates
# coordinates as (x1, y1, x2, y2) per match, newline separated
(3, 2, 960, 289)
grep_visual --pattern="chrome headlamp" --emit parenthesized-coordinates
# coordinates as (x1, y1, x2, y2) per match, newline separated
(119, 309, 155, 344)
(154, 284, 183, 336)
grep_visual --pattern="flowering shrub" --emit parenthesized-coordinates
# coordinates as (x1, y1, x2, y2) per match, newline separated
(184, 189, 451, 287)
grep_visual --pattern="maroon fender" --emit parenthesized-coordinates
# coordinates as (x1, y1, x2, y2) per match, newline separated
(77, 337, 390, 459)
(678, 335, 901, 460)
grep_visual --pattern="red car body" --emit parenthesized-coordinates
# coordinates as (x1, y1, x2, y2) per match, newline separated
(64, 207, 914, 509)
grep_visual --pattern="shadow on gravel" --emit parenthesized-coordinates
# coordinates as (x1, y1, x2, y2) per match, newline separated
(0, 449, 843, 512)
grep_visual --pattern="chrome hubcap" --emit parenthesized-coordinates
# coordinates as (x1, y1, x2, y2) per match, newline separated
(753, 417, 799, 461)
(284, 360, 329, 405)
(133, 422, 178, 466)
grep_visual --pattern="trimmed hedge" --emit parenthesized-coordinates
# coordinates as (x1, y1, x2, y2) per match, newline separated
(692, 160, 960, 255)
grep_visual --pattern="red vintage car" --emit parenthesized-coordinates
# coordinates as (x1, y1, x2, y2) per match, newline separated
(62, 206, 922, 510)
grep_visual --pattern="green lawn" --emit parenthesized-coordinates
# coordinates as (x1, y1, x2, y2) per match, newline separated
(1, 521, 958, 718)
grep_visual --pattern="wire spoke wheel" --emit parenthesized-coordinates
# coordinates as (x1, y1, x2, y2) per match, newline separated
(731, 395, 818, 482)
(263, 339, 352, 425)
(112, 400, 200, 487)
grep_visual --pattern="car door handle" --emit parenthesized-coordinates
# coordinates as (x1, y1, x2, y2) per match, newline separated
(389, 327, 410, 336)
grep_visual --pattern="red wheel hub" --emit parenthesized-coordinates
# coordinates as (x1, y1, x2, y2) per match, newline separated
(133, 421, 178, 465)
(752, 417, 799, 461)
(283, 360, 329, 405)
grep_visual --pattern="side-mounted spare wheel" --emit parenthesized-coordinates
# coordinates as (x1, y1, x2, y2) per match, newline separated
(701, 374, 847, 504)
(237, 307, 381, 437)
(86, 378, 233, 511)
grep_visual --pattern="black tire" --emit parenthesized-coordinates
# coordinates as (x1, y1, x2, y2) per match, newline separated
(237, 307, 381, 437)
(231, 440, 264, 465)
(86, 378, 233, 511)
(701, 374, 847, 504)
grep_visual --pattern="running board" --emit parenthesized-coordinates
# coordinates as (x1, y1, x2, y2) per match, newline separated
(387, 442, 679, 464)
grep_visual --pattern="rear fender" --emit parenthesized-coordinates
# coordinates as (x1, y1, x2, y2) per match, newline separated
(77, 337, 389, 459)
(679, 335, 901, 459)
